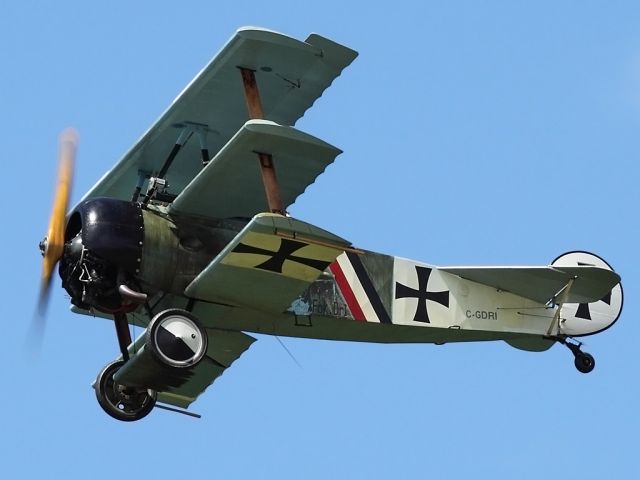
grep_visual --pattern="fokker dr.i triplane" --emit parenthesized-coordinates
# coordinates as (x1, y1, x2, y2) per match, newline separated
(37, 27, 623, 421)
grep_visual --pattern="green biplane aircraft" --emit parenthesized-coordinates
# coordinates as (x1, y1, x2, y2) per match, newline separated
(37, 27, 623, 421)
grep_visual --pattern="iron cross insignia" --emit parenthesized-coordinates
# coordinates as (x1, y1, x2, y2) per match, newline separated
(574, 261, 612, 321)
(575, 291, 612, 321)
(232, 238, 332, 274)
(395, 265, 449, 323)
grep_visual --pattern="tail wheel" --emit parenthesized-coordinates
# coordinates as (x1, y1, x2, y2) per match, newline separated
(574, 352, 595, 374)
(95, 360, 156, 422)
(146, 309, 208, 368)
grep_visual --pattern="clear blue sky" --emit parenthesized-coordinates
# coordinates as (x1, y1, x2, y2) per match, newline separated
(2, 1, 638, 478)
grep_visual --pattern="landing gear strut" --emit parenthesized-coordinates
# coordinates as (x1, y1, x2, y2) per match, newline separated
(94, 309, 208, 421)
(94, 311, 157, 422)
(557, 337, 596, 374)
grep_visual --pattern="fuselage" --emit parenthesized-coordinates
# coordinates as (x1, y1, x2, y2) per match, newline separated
(63, 197, 618, 354)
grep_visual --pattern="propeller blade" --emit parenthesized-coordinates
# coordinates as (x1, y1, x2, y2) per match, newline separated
(35, 128, 77, 328)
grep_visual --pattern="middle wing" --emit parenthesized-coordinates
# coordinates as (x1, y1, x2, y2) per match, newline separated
(170, 120, 341, 219)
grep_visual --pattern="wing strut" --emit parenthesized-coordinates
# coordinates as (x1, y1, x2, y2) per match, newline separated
(137, 123, 212, 205)
(139, 126, 192, 205)
(239, 67, 285, 215)
(545, 276, 576, 336)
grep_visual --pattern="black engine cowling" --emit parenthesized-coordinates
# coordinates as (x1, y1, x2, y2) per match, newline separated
(60, 198, 144, 313)
(59, 196, 241, 314)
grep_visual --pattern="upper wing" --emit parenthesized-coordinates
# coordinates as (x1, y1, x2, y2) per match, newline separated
(186, 213, 352, 312)
(439, 265, 620, 304)
(78, 27, 357, 205)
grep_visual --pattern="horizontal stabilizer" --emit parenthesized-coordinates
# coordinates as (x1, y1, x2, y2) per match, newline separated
(439, 265, 620, 305)
(171, 120, 341, 219)
(185, 213, 351, 312)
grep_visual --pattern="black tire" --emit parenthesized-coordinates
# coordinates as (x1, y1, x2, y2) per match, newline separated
(574, 352, 595, 374)
(146, 309, 208, 368)
(95, 360, 156, 422)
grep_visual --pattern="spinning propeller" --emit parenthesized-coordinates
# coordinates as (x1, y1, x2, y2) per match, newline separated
(33, 129, 78, 342)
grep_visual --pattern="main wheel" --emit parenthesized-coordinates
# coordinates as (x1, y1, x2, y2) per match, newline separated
(574, 352, 595, 374)
(95, 360, 156, 422)
(146, 309, 208, 368)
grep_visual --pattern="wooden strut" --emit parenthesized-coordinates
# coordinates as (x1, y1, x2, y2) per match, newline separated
(239, 67, 285, 215)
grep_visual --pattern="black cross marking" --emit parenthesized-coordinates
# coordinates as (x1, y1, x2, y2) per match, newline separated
(574, 261, 612, 321)
(232, 238, 331, 274)
(395, 266, 449, 323)
(575, 291, 612, 321)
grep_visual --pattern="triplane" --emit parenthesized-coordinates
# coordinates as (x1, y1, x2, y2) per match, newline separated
(37, 28, 623, 421)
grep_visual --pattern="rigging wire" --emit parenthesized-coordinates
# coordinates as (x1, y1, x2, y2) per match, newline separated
(275, 336, 302, 369)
